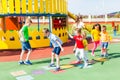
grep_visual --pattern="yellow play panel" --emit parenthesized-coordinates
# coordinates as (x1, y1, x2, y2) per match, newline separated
(60, 64, 74, 69)
(94, 58, 107, 62)
(0, 41, 8, 49)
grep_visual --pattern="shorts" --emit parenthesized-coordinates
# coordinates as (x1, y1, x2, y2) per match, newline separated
(21, 41, 31, 51)
(52, 47, 61, 55)
(101, 42, 108, 48)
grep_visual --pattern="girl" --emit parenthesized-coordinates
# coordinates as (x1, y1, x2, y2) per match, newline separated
(91, 23, 101, 56)
(67, 29, 88, 68)
(72, 16, 85, 35)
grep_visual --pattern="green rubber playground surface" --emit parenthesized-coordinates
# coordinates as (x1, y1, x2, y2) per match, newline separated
(0, 43, 120, 80)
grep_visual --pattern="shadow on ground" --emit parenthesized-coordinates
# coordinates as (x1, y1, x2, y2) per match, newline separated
(33, 57, 71, 65)
(108, 53, 120, 59)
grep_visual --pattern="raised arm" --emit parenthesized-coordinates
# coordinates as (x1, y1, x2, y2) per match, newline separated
(66, 31, 74, 39)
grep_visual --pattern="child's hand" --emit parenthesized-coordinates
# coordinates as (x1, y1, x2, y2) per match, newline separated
(73, 50, 76, 53)
(73, 48, 76, 53)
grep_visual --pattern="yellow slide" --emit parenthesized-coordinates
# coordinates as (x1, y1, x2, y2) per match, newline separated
(68, 11, 77, 21)
(68, 11, 92, 32)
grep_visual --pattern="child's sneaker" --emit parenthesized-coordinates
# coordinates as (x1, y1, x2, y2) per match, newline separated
(24, 60, 32, 65)
(19, 61, 24, 65)
(104, 54, 108, 58)
(49, 63, 56, 67)
(55, 67, 60, 71)
(83, 63, 88, 68)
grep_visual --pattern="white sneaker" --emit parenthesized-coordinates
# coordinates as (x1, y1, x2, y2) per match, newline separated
(84, 65, 92, 69)
(83, 63, 88, 68)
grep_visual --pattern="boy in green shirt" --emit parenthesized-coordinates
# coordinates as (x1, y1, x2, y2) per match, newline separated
(19, 18, 32, 65)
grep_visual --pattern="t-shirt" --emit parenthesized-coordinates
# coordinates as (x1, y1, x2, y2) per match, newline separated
(83, 39, 88, 51)
(73, 22, 84, 29)
(20, 25, 29, 42)
(72, 22, 84, 35)
(100, 31, 110, 42)
(48, 33, 63, 47)
(91, 29, 100, 41)
(74, 35, 84, 49)
(77, 22, 85, 29)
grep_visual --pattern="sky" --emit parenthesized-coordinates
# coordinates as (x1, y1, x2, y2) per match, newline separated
(68, 0, 120, 15)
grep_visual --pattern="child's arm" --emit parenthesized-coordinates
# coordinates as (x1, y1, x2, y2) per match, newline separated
(91, 34, 94, 42)
(91, 30, 94, 42)
(72, 24, 75, 34)
(73, 43, 77, 53)
(73, 43, 77, 50)
(108, 35, 111, 44)
(56, 40, 64, 51)
(66, 31, 73, 39)
(19, 30, 26, 42)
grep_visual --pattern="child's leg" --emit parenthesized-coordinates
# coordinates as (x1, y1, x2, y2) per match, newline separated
(24, 42, 32, 61)
(51, 52, 55, 64)
(92, 41, 99, 56)
(55, 54, 60, 68)
(92, 41, 97, 55)
(51, 47, 61, 68)
(84, 51, 88, 61)
(25, 49, 32, 61)
(104, 48, 108, 57)
(101, 42, 105, 56)
(54, 47, 61, 70)
(101, 48, 105, 57)
(104, 48, 107, 54)
(20, 50, 25, 61)
(101, 48, 104, 54)
(104, 42, 108, 57)
(20, 42, 26, 61)
(75, 48, 81, 61)
(80, 49, 88, 66)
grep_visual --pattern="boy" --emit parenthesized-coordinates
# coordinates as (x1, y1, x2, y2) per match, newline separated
(43, 28, 64, 71)
(100, 25, 110, 57)
(19, 18, 32, 65)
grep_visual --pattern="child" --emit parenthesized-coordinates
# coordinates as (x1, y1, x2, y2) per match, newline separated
(19, 18, 32, 65)
(91, 23, 101, 56)
(43, 28, 64, 71)
(72, 16, 85, 35)
(113, 25, 117, 36)
(67, 29, 88, 68)
(100, 25, 110, 57)
(82, 32, 89, 61)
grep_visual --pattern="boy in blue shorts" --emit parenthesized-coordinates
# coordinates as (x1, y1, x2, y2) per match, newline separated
(43, 28, 64, 71)
(19, 18, 32, 65)
(100, 25, 110, 57)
